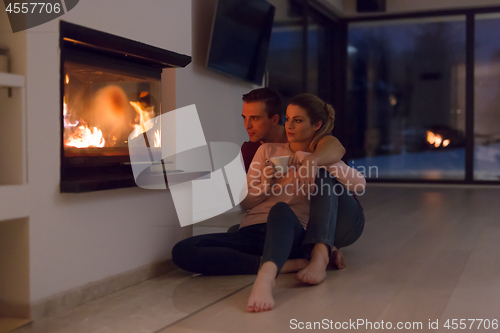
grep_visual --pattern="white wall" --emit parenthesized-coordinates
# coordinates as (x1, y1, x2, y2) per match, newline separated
(0, 0, 255, 303)
(177, 0, 255, 145)
(342, 0, 500, 17)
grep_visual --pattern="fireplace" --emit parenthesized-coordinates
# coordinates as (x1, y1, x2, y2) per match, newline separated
(59, 21, 190, 192)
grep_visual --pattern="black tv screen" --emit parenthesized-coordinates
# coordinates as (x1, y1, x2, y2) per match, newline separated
(207, 0, 275, 85)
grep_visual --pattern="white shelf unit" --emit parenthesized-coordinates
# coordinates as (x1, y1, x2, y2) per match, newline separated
(0, 72, 25, 87)
(0, 72, 31, 332)
(0, 71, 28, 218)
(0, 72, 27, 186)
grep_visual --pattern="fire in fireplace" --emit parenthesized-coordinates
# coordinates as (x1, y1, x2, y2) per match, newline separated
(63, 61, 161, 153)
(60, 21, 190, 192)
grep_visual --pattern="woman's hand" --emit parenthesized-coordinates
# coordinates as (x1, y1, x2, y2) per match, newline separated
(288, 152, 301, 171)
(262, 162, 276, 186)
(289, 154, 319, 194)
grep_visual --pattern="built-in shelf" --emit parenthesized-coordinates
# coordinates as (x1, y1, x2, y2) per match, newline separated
(0, 185, 29, 221)
(0, 72, 30, 332)
(0, 72, 26, 186)
(0, 72, 25, 88)
(0, 218, 31, 332)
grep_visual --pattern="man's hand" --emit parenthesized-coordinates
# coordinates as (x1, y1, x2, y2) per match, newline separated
(289, 154, 319, 195)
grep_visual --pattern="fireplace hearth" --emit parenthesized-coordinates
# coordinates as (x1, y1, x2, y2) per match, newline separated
(59, 21, 190, 192)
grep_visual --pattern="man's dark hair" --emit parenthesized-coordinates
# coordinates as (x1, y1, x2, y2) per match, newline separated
(242, 87, 283, 124)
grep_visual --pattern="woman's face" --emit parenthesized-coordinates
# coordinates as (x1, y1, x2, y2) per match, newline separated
(285, 104, 322, 144)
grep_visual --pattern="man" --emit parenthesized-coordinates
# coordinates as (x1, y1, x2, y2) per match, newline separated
(241, 87, 346, 180)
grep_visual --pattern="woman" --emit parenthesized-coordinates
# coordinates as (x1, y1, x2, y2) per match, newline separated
(242, 94, 365, 312)
(171, 94, 365, 312)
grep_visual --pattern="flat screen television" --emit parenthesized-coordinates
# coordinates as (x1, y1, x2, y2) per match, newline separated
(207, 0, 275, 85)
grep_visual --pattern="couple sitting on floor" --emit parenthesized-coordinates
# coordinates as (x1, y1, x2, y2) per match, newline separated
(172, 88, 366, 313)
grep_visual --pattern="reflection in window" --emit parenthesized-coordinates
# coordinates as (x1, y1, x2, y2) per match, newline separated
(474, 14, 500, 181)
(307, 18, 327, 99)
(267, 3, 332, 108)
(268, 25, 304, 102)
(347, 17, 466, 180)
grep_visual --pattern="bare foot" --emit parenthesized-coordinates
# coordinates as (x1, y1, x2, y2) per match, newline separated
(329, 248, 345, 269)
(296, 243, 329, 285)
(247, 262, 277, 312)
(281, 259, 309, 273)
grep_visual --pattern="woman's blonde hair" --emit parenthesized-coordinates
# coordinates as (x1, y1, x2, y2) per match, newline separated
(289, 93, 335, 151)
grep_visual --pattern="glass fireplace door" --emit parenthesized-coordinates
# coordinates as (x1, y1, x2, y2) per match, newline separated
(63, 60, 161, 157)
(60, 49, 163, 192)
(59, 20, 191, 192)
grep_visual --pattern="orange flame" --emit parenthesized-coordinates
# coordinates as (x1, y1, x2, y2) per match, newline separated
(63, 101, 79, 128)
(427, 131, 450, 148)
(65, 121, 105, 148)
(64, 100, 105, 148)
(64, 85, 156, 148)
(129, 101, 155, 139)
(154, 130, 161, 148)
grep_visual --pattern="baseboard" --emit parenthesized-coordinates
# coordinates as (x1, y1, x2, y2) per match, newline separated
(30, 259, 177, 321)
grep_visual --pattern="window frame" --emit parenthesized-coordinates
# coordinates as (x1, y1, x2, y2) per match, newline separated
(337, 5, 500, 185)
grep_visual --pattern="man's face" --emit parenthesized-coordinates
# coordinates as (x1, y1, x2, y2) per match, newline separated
(242, 101, 274, 142)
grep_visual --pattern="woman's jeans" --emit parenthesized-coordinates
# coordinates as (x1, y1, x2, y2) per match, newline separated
(172, 168, 365, 275)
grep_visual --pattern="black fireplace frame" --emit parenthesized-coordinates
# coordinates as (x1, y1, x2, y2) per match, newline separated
(59, 21, 191, 193)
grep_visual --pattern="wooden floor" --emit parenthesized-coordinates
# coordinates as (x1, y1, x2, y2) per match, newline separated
(16, 186, 500, 333)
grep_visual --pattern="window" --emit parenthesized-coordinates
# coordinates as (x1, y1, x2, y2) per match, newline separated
(474, 13, 500, 181)
(347, 17, 466, 180)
